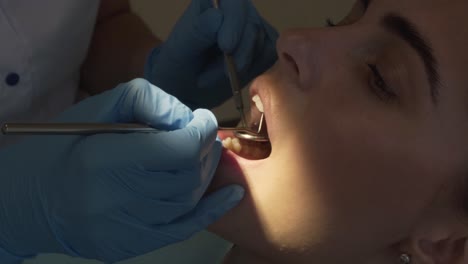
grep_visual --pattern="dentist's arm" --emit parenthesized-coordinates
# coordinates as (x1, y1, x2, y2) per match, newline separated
(80, 0, 160, 95)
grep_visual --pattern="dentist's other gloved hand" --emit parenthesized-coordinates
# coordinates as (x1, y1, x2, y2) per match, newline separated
(145, 0, 278, 109)
(0, 78, 244, 263)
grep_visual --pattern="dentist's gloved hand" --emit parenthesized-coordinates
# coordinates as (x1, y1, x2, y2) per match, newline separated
(145, 0, 278, 109)
(0, 78, 244, 263)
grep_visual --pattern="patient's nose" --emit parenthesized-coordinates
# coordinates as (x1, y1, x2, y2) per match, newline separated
(276, 28, 327, 91)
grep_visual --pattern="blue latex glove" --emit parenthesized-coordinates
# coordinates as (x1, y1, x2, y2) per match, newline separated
(0, 78, 244, 263)
(145, 0, 279, 110)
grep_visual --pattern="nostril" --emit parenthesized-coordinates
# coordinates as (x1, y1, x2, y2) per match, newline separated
(282, 52, 300, 76)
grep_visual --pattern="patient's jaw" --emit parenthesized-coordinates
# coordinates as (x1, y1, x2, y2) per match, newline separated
(209, 0, 468, 263)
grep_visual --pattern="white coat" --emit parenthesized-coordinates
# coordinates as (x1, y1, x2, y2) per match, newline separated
(0, 0, 100, 147)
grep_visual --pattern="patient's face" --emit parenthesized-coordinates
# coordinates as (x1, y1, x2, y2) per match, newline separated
(211, 0, 468, 263)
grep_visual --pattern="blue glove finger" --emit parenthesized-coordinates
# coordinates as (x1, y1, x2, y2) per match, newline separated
(159, 108, 220, 162)
(230, 23, 259, 72)
(57, 79, 194, 131)
(217, 0, 250, 53)
(196, 55, 231, 93)
(82, 109, 219, 172)
(142, 109, 219, 170)
(161, 8, 222, 65)
(92, 185, 243, 262)
(115, 79, 193, 130)
(193, 137, 222, 199)
(61, 109, 221, 227)
(197, 0, 217, 10)
(131, 110, 221, 223)
(196, 25, 261, 95)
(116, 183, 202, 225)
(115, 139, 222, 225)
(120, 138, 221, 204)
(196, 26, 268, 103)
(159, 185, 245, 240)
(145, 9, 223, 107)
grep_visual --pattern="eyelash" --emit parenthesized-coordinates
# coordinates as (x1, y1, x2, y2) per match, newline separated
(367, 64, 397, 102)
(326, 0, 397, 103)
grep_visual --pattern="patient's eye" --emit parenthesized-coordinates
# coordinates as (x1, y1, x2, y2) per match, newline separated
(368, 64, 397, 102)
(326, 0, 370, 27)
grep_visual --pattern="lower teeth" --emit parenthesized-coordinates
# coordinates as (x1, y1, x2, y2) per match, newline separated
(222, 136, 270, 160)
(223, 137, 242, 153)
(221, 95, 269, 159)
(222, 137, 242, 154)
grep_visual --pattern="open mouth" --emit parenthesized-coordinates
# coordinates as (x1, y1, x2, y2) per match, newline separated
(218, 94, 272, 160)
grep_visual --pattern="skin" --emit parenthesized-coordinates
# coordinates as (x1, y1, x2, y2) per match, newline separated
(209, 0, 468, 263)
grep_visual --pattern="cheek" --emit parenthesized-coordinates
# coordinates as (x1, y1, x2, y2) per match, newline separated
(292, 106, 443, 254)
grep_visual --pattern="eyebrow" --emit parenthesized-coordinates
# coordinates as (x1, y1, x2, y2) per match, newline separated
(380, 13, 441, 105)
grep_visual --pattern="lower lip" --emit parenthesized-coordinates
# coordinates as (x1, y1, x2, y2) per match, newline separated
(219, 148, 242, 169)
(208, 148, 247, 190)
(218, 145, 267, 170)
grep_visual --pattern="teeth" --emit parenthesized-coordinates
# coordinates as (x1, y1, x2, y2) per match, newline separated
(232, 138, 242, 153)
(222, 137, 242, 154)
(222, 137, 233, 149)
(221, 137, 243, 154)
(252, 95, 264, 113)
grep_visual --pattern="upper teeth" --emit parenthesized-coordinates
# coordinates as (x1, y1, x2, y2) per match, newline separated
(252, 95, 264, 113)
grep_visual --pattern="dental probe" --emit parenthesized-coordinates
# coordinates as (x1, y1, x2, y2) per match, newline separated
(1, 123, 269, 142)
(212, 0, 248, 128)
(1, 123, 157, 135)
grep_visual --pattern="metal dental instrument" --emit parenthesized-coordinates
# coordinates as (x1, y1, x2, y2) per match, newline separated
(213, 0, 247, 128)
(1, 123, 158, 135)
(0, 126, 271, 145)
(218, 125, 269, 142)
(2, 123, 270, 142)
(212, 0, 268, 143)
